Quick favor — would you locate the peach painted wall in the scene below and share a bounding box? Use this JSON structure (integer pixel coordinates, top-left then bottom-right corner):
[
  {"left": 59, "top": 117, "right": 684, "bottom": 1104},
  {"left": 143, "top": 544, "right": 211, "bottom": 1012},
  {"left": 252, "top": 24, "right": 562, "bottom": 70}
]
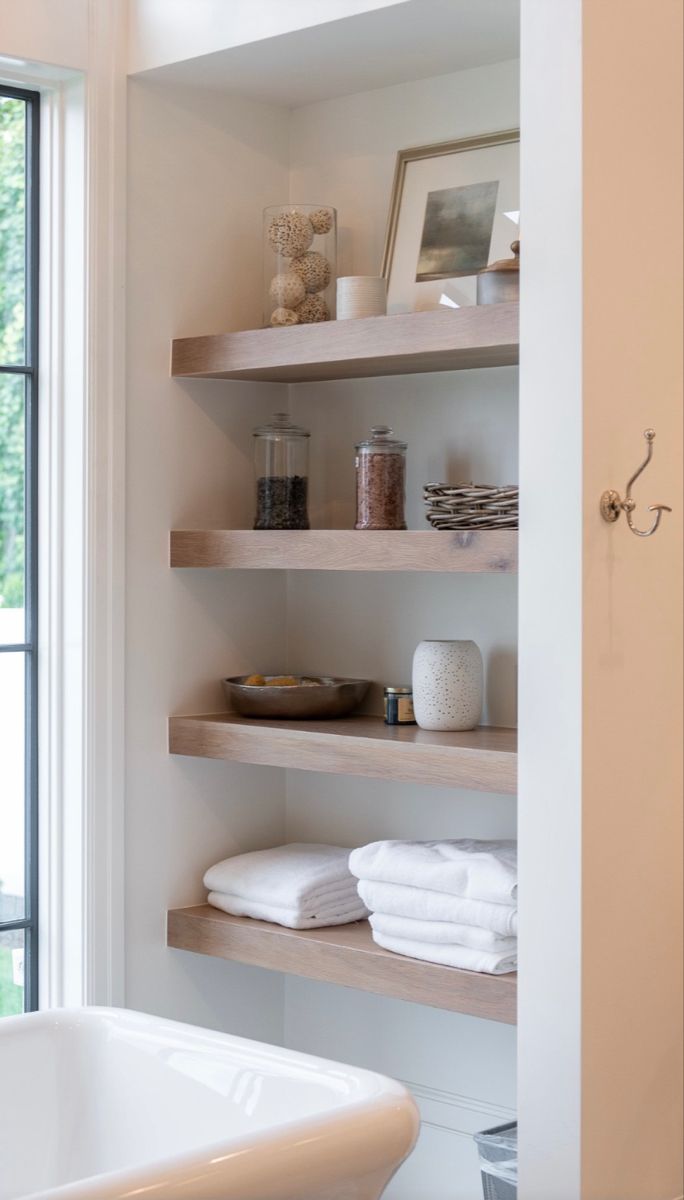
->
[
  {"left": 581, "top": 1, "right": 683, "bottom": 1196},
  {"left": 519, "top": 0, "right": 682, "bottom": 1194}
]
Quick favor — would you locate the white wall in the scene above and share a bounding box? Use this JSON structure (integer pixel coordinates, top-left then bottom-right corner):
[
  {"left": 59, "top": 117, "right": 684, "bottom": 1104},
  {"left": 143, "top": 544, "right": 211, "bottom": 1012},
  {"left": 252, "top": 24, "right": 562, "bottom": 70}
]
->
[
  {"left": 285, "top": 61, "right": 519, "bottom": 1198},
  {"left": 517, "top": 1, "right": 582, "bottom": 1193},
  {"left": 127, "top": 0, "right": 407, "bottom": 75},
  {"left": 0, "top": 0, "right": 87, "bottom": 71},
  {"left": 290, "top": 61, "right": 519, "bottom": 279},
  {"left": 124, "top": 79, "right": 292, "bottom": 1037}
]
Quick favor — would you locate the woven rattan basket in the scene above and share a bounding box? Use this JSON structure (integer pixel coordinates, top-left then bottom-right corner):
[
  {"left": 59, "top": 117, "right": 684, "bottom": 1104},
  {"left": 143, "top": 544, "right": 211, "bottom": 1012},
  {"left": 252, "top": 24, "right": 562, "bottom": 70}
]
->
[{"left": 424, "top": 483, "right": 519, "bottom": 530}]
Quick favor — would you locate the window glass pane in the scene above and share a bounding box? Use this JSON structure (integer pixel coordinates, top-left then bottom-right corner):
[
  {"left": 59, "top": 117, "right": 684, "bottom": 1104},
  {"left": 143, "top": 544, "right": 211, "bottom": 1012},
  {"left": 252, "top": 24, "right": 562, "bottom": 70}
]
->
[
  {"left": 1, "top": 86, "right": 35, "bottom": 1012},
  {"left": 0, "top": 928, "right": 24, "bottom": 1017},
  {"left": 0, "top": 372, "right": 25, "bottom": 629},
  {"left": 0, "top": 96, "right": 26, "bottom": 366},
  {"left": 0, "top": 653, "right": 25, "bottom": 922}
]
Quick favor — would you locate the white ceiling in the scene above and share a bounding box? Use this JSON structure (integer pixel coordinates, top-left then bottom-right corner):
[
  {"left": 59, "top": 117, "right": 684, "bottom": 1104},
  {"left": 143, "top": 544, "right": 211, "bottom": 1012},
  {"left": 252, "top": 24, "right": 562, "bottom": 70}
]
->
[{"left": 140, "top": 0, "right": 520, "bottom": 108}]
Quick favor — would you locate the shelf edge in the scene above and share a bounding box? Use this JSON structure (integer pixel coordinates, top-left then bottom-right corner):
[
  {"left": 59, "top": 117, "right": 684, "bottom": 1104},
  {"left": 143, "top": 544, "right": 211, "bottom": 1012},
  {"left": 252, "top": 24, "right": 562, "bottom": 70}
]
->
[
  {"left": 169, "top": 529, "right": 519, "bottom": 573},
  {"left": 167, "top": 714, "right": 518, "bottom": 794},
  {"left": 171, "top": 305, "right": 519, "bottom": 383},
  {"left": 167, "top": 906, "right": 517, "bottom": 1024}
]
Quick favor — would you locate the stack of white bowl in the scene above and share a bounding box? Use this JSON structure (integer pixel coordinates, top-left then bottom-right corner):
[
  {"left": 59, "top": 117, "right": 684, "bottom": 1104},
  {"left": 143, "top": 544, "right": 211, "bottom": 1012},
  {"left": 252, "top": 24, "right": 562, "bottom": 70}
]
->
[{"left": 336, "top": 276, "right": 387, "bottom": 320}]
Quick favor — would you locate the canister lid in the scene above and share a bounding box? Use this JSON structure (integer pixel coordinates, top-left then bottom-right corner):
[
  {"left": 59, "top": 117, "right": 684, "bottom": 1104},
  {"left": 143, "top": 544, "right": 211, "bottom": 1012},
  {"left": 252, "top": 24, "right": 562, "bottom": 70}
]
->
[
  {"left": 479, "top": 240, "right": 520, "bottom": 274},
  {"left": 356, "top": 424, "right": 407, "bottom": 452},
  {"left": 384, "top": 685, "right": 413, "bottom": 694},
  {"left": 253, "top": 412, "right": 310, "bottom": 439}
]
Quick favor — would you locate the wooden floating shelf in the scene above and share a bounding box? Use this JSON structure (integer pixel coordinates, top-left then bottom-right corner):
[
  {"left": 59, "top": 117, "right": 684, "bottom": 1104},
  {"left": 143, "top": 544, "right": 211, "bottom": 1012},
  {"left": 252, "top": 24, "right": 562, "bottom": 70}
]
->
[
  {"left": 167, "top": 907, "right": 517, "bottom": 1024},
  {"left": 171, "top": 304, "right": 519, "bottom": 383},
  {"left": 168, "top": 713, "right": 517, "bottom": 793},
  {"left": 170, "top": 529, "right": 518, "bottom": 573}
]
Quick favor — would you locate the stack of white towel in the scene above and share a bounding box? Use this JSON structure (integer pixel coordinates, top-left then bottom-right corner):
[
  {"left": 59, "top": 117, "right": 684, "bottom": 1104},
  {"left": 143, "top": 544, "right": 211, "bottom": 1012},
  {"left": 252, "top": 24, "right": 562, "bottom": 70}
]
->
[
  {"left": 204, "top": 843, "right": 368, "bottom": 930},
  {"left": 349, "top": 839, "right": 518, "bottom": 975}
]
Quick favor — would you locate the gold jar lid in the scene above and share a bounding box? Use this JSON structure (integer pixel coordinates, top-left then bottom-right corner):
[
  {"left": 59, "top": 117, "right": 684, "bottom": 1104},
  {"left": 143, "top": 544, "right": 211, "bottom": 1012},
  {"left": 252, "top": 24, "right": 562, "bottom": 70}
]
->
[
  {"left": 384, "top": 685, "right": 413, "bottom": 694},
  {"left": 480, "top": 240, "right": 520, "bottom": 274}
]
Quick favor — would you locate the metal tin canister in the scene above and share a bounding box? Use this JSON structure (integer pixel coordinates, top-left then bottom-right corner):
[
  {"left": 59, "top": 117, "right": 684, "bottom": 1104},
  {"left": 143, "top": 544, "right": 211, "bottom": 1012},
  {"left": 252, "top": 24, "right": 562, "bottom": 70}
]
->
[
  {"left": 476, "top": 239, "right": 520, "bottom": 305},
  {"left": 384, "top": 686, "right": 416, "bottom": 725}
]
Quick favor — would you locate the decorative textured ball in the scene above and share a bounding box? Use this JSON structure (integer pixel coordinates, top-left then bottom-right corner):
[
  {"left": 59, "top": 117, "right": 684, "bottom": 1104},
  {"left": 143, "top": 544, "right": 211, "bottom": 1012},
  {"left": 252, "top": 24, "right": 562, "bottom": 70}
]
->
[
  {"left": 309, "top": 207, "right": 334, "bottom": 235},
  {"left": 296, "top": 295, "right": 330, "bottom": 323},
  {"left": 291, "top": 251, "right": 332, "bottom": 293},
  {"left": 269, "top": 272, "right": 306, "bottom": 308},
  {"left": 267, "top": 210, "right": 313, "bottom": 258},
  {"left": 270, "top": 306, "right": 299, "bottom": 327}
]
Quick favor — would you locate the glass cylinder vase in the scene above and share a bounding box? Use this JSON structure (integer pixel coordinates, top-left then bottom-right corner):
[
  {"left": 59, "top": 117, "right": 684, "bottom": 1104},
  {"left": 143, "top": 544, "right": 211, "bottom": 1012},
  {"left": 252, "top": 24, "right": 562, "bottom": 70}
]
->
[{"left": 263, "top": 205, "right": 337, "bottom": 328}]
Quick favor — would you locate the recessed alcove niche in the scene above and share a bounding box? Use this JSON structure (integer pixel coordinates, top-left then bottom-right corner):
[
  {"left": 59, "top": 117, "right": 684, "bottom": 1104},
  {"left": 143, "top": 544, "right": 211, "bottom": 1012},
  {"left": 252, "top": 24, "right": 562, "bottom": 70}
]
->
[{"left": 126, "top": 6, "right": 520, "bottom": 1193}]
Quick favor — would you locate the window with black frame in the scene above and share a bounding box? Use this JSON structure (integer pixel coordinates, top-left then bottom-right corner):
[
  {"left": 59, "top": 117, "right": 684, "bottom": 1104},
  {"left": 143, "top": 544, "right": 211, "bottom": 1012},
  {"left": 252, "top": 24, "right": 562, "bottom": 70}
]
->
[{"left": 0, "top": 84, "right": 39, "bottom": 1015}]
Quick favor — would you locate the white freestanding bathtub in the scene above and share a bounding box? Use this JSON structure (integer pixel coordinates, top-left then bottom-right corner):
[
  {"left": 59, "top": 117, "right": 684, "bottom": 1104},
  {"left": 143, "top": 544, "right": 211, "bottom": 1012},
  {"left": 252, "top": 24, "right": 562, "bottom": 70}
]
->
[{"left": 0, "top": 1007, "right": 419, "bottom": 1200}]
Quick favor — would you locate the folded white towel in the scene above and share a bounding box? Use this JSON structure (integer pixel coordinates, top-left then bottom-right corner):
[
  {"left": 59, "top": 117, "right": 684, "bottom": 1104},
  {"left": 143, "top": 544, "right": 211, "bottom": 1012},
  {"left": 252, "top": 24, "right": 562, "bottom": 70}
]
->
[
  {"left": 372, "top": 930, "right": 517, "bottom": 975},
  {"left": 207, "top": 891, "right": 367, "bottom": 930},
  {"left": 369, "top": 912, "right": 516, "bottom": 953},
  {"left": 357, "top": 880, "right": 518, "bottom": 936},
  {"left": 350, "top": 839, "right": 517, "bottom": 905},
  {"left": 204, "top": 843, "right": 358, "bottom": 910}
]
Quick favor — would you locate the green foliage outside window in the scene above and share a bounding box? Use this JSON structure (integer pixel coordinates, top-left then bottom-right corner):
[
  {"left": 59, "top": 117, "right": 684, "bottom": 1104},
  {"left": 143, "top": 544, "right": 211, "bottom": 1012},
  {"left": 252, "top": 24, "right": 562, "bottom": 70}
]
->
[
  {"left": 0, "top": 946, "right": 23, "bottom": 1017},
  {"left": 0, "top": 97, "right": 26, "bottom": 610}
]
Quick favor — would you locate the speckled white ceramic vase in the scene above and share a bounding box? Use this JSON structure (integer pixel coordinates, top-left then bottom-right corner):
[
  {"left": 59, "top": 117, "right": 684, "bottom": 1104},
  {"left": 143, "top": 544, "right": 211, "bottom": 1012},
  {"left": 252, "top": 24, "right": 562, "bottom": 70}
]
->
[{"left": 412, "top": 640, "right": 483, "bottom": 731}]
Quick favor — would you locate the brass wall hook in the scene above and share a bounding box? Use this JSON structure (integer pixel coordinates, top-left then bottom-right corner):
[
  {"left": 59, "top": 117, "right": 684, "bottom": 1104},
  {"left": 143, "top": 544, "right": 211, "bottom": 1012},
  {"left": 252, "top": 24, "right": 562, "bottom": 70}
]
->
[{"left": 600, "top": 429, "right": 672, "bottom": 537}]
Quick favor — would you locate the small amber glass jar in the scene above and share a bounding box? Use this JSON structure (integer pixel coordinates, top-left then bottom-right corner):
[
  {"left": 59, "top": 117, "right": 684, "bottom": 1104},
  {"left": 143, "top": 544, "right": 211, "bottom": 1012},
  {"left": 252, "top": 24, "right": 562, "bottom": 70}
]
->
[{"left": 384, "top": 686, "right": 416, "bottom": 725}]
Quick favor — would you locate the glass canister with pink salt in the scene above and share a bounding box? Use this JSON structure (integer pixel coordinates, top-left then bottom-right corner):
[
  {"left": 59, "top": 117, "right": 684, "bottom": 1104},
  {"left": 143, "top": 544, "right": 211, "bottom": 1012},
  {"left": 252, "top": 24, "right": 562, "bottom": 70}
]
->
[{"left": 355, "top": 425, "right": 407, "bottom": 530}]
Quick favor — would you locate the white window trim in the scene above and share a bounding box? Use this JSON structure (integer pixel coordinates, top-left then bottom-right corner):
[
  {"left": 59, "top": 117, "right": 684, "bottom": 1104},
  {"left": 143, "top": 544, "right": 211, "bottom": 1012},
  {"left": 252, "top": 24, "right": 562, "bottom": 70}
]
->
[
  {"left": 80, "top": 0, "right": 127, "bottom": 1008},
  {"left": 1, "top": 0, "right": 126, "bottom": 1010}
]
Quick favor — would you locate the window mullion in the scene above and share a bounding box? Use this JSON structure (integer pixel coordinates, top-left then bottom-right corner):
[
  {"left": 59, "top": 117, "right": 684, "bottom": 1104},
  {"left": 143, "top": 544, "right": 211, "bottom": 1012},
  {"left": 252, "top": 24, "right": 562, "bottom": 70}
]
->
[{"left": 24, "top": 89, "right": 40, "bottom": 1014}]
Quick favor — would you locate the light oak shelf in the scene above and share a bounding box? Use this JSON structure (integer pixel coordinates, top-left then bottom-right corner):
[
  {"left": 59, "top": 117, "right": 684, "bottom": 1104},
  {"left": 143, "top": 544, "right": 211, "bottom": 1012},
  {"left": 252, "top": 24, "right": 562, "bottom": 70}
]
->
[
  {"left": 171, "top": 304, "right": 519, "bottom": 383},
  {"left": 168, "top": 713, "right": 517, "bottom": 793},
  {"left": 167, "top": 907, "right": 517, "bottom": 1024},
  {"left": 170, "top": 529, "right": 518, "bottom": 573}
]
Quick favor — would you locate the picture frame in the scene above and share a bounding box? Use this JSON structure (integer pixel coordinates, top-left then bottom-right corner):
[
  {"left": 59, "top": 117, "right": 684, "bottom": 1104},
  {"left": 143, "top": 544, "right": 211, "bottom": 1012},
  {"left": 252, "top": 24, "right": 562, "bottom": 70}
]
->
[{"left": 381, "top": 129, "right": 520, "bottom": 314}]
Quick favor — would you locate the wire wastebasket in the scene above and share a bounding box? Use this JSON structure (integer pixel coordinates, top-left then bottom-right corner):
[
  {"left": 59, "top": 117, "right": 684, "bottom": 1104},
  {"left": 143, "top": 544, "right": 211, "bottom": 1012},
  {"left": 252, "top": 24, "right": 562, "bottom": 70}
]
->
[{"left": 474, "top": 1121, "right": 517, "bottom": 1200}]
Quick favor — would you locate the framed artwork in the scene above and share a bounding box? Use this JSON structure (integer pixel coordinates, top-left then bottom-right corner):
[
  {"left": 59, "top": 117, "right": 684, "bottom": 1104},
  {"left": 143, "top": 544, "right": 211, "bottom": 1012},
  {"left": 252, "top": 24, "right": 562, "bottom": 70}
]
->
[{"left": 381, "top": 129, "right": 520, "bottom": 313}]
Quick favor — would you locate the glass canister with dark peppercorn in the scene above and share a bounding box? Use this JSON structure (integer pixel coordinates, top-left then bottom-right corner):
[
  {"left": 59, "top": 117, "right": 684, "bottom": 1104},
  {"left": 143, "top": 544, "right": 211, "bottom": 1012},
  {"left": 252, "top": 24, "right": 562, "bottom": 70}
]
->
[
  {"left": 253, "top": 413, "right": 310, "bottom": 530},
  {"left": 355, "top": 425, "right": 407, "bottom": 530}
]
